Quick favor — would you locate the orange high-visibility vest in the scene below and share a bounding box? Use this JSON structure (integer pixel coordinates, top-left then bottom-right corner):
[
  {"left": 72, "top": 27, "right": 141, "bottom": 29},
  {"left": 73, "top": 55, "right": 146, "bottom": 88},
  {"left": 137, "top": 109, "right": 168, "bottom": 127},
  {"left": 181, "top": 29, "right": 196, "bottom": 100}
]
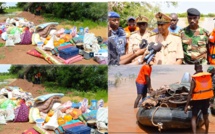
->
[
  {"left": 208, "top": 29, "right": 215, "bottom": 64},
  {"left": 192, "top": 72, "right": 214, "bottom": 100},
  {"left": 124, "top": 26, "right": 139, "bottom": 37}
]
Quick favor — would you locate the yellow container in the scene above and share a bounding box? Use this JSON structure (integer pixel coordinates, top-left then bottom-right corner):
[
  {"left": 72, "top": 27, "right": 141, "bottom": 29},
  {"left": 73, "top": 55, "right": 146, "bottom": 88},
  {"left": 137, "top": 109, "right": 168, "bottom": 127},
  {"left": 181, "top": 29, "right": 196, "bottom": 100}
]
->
[
  {"left": 59, "top": 39, "right": 65, "bottom": 44},
  {"left": 64, "top": 114, "right": 73, "bottom": 122},
  {"left": 54, "top": 41, "right": 60, "bottom": 47},
  {"left": 45, "top": 115, "right": 51, "bottom": 123},
  {"left": 58, "top": 117, "right": 65, "bottom": 126}
]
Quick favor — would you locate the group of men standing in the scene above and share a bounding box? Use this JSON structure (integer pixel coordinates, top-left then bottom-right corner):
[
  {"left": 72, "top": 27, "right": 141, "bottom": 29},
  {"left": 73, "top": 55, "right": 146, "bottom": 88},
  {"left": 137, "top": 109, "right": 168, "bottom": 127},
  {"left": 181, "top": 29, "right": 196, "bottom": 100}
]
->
[{"left": 108, "top": 8, "right": 210, "bottom": 65}]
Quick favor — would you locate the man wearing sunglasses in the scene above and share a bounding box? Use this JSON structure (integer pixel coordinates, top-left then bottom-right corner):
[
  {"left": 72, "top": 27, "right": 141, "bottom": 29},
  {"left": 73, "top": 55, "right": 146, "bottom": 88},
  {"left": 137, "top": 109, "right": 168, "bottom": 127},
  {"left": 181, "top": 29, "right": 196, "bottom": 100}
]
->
[
  {"left": 147, "top": 12, "right": 184, "bottom": 65},
  {"left": 180, "top": 8, "right": 209, "bottom": 65}
]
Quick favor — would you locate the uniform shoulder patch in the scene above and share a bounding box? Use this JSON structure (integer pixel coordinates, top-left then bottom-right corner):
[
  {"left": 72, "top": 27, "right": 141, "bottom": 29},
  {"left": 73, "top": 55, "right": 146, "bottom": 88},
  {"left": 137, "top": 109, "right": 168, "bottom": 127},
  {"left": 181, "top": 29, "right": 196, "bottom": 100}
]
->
[
  {"left": 149, "top": 31, "right": 158, "bottom": 37},
  {"left": 171, "top": 32, "right": 180, "bottom": 37}
]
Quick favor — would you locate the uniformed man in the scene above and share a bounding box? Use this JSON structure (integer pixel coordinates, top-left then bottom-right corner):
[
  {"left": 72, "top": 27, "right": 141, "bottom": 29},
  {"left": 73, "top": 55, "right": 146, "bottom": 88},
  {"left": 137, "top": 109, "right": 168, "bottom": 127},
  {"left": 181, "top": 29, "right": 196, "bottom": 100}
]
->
[
  {"left": 147, "top": 12, "right": 184, "bottom": 65},
  {"left": 108, "top": 11, "right": 127, "bottom": 65},
  {"left": 153, "top": 13, "right": 181, "bottom": 34},
  {"left": 128, "top": 15, "right": 150, "bottom": 54},
  {"left": 180, "top": 8, "right": 209, "bottom": 65}
]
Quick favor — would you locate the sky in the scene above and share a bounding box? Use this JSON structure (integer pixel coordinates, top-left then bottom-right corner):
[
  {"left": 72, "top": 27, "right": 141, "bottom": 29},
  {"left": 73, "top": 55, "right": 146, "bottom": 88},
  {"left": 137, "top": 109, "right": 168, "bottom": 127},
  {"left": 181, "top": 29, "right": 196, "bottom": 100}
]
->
[
  {"left": 0, "top": 65, "right": 11, "bottom": 73},
  {"left": 5, "top": 2, "right": 17, "bottom": 7},
  {"left": 160, "top": 1, "right": 215, "bottom": 14}
]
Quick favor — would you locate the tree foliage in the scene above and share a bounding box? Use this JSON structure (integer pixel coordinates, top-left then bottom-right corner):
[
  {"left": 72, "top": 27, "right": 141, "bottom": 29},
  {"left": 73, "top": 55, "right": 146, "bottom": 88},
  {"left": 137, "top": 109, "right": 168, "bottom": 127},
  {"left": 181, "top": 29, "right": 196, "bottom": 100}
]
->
[
  {"left": 9, "top": 65, "right": 108, "bottom": 92},
  {"left": 108, "top": 2, "right": 178, "bottom": 28},
  {"left": 0, "top": 2, "right": 6, "bottom": 13},
  {"left": 16, "top": 2, "right": 107, "bottom": 22}
]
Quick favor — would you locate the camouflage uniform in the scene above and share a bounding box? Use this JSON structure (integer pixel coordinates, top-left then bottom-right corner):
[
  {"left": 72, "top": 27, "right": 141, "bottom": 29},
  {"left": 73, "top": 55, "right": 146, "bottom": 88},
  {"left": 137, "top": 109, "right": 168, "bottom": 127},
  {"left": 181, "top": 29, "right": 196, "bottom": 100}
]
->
[{"left": 180, "top": 26, "right": 209, "bottom": 64}]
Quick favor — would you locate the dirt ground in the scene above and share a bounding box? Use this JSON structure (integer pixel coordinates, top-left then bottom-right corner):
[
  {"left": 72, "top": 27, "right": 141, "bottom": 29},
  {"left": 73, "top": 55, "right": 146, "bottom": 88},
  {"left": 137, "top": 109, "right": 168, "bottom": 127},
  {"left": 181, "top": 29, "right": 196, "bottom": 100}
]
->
[
  {"left": 108, "top": 65, "right": 215, "bottom": 133},
  {"left": 0, "top": 11, "right": 107, "bottom": 65},
  {"left": 0, "top": 78, "right": 108, "bottom": 134}
]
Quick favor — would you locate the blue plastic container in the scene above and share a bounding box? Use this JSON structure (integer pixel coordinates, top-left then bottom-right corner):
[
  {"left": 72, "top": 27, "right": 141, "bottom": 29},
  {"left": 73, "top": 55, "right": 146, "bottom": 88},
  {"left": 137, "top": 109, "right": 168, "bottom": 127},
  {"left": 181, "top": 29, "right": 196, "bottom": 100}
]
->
[
  {"left": 65, "top": 125, "right": 91, "bottom": 134},
  {"left": 59, "top": 46, "right": 79, "bottom": 60},
  {"left": 91, "top": 100, "right": 97, "bottom": 110}
]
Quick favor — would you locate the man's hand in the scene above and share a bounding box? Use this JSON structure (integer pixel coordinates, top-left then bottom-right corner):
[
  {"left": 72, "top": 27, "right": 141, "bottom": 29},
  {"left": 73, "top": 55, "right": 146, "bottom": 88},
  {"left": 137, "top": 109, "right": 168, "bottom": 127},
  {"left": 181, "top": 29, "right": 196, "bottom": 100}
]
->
[
  {"left": 191, "top": 54, "right": 198, "bottom": 60},
  {"left": 135, "top": 48, "right": 146, "bottom": 56}
]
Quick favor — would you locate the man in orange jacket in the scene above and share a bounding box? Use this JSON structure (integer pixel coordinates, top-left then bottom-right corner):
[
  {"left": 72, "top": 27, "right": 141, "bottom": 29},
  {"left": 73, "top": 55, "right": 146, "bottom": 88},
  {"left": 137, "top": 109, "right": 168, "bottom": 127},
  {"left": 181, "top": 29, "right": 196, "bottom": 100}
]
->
[
  {"left": 185, "top": 63, "right": 214, "bottom": 134},
  {"left": 124, "top": 16, "right": 139, "bottom": 38},
  {"left": 134, "top": 62, "right": 153, "bottom": 108}
]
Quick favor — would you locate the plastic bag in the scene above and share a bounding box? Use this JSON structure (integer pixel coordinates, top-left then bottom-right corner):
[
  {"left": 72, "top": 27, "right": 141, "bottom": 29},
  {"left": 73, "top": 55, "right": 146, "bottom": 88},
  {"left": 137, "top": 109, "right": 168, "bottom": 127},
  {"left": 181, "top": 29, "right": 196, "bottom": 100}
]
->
[
  {"left": 97, "top": 99, "right": 104, "bottom": 109},
  {"left": 79, "top": 98, "right": 88, "bottom": 113},
  {"left": 14, "top": 103, "right": 29, "bottom": 122},
  {"left": 83, "top": 33, "right": 100, "bottom": 52},
  {"left": 20, "top": 29, "right": 32, "bottom": 44},
  {"left": 29, "top": 107, "right": 41, "bottom": 123},
  {"left": 43, "top": 110, "right": 63, "bottom": 130},
  {"left": 5, "top": 34, "right": 15, "bottom": 47},
  {"left": 5, "top": 103, "right": 15, "bottom": 121},
  {"left": 13, "top": 30, "right": 21, "bottom": 44},
  {"left": 42, "top": 35, "right": 55, "bottom": 50},
  {"left": 0, "top": 99, "right": 16, "bottom": 109},
  {"left": 96, "top": 107, "right": 108, "bottom": 130},
  {"left": 1, "top": 32, "right": 8, "bottom": 41},
  {"left": 31, "top": 33, "right": 41, "bottom": 45}
]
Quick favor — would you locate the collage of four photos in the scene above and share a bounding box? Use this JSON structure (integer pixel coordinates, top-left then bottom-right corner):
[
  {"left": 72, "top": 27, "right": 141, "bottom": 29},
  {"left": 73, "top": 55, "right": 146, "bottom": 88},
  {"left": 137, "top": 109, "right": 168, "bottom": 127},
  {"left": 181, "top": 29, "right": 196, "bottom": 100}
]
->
[{"left": 0, "top": 1, "right": 215, "bottom": 134}]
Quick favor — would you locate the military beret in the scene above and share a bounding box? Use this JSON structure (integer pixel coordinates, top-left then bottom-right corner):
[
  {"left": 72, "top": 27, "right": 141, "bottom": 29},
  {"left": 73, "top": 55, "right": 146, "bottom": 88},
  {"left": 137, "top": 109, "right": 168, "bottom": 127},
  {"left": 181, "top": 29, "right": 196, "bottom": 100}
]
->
[
  {"left": 136, "top": 15, "right": 148, "bottom": 23},
  {"left": 207, "top": 66, "right": 214, "bottom": 73},
  {"left": 108, "top": 11, "right": 120, "bottom": 18},
  {"left": 187, "top": 8, "right": 200, "bottom": 16},
  {"left": 155, "top": 12, "right": 171, "bottom": 24}
]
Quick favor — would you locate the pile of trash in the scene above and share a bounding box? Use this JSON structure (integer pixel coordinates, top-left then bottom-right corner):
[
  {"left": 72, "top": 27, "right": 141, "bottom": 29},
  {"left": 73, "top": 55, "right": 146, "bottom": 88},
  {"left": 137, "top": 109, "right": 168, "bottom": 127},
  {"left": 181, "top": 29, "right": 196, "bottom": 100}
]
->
[
  {"left": 0, "top": 17, "right": 108, "bottom": 65},
  {"left": 0, "top": 86, "right": 108, "bottom": 134}
]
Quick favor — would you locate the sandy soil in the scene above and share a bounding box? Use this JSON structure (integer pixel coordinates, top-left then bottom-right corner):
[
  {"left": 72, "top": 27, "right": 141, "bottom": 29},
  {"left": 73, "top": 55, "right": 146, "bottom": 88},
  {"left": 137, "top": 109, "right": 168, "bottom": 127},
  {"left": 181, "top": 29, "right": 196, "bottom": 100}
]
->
[
  {"left": 108, "top": 65, "right": 215, "bottom": 133},
  {"left": 0, "top": 11, "right": 106, "bottom": 65}
]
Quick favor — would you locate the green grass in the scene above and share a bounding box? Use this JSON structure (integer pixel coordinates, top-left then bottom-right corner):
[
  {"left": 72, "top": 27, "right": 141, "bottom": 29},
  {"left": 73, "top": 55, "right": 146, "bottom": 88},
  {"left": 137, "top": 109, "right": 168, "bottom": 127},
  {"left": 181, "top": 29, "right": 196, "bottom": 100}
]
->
[
  {"left": 44, "top": 82, "right": 108, "bottom": 103},
  {"left": 43, "top": 13, "right": 107, "bottom": 29},
  {"left": 0, "top": 43, "right": 4, "bottom": 47},
  {"left": 72, "top": 89, "right": 108, "bottom": 102},
  {"left": 5, "top": 8, "right": 22, "bottom": 14},
  {"left": 0, "top": 74, "right": 17, "bottom": 81}
]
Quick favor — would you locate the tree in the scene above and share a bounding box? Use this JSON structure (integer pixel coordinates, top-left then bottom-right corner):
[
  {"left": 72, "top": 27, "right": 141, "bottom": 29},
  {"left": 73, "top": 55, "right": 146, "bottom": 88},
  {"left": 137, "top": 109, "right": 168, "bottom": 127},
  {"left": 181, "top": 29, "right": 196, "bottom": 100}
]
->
[
  {"left": 0, "top": 2, "right": 6, "bottom": 13},
  {"left": 16, "top": 2, "right": 107, "bottom": 22},
  {"left": 108, "top": 2, "right": 178, "bottom": 28},
  {"left": 9, "top": 65, "right": 108, "bottom": 92}
]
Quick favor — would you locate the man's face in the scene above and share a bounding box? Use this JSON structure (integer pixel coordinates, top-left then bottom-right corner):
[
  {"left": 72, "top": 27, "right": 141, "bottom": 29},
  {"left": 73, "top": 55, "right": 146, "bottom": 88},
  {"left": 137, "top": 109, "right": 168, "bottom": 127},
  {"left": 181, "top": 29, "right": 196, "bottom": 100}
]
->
[
  {"left": 170, "top": 14, "right": 178, "bottom": 29},
  {"left": 187, "top": 15, "right": 199, "bottom": 27},
  {"left": 157, "top": 23, "right": 170, "bottom": 34},
  {"left": 137, "top": 22, "right": 148, "bottom": 31},
  {"left": 109, "top": 18, "right": 120, "bottom": 30},
  {"left": 128, "top": 19, "right": 136, "bottom": 27}
]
